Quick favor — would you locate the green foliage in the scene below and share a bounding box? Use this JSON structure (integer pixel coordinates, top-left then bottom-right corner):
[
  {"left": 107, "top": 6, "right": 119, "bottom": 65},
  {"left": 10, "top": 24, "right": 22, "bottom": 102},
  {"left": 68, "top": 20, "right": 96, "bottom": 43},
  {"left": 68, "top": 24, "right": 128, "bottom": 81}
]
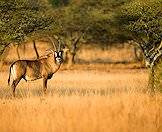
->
[
  {"left": 51, "top": 0, "right": 130, "bottom": 44},
  {"left": 76, "top": 0, "right": 130, "bottom": 43},
  {"left": 49, "top": 0, "right": 60, "bottom": 7},
  {"left": 118, "top": 0, "right": 162, "bottom": 44},
  {"left": 48, "top": 0, "right": 69, "bottom": 7}
]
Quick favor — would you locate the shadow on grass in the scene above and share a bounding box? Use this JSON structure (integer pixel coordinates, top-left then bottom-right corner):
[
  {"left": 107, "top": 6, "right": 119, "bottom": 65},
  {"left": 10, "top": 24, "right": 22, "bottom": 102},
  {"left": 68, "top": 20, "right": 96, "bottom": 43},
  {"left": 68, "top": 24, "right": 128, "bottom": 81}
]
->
[{"left": 0, "top": 86, "right": 147, "bottom": 99}]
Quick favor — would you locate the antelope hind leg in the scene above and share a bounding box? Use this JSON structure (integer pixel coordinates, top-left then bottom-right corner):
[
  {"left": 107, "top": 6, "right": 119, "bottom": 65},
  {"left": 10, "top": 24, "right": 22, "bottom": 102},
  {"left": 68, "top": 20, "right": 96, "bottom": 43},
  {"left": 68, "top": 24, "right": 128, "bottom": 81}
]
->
[{"left": 11, "top": 79, "right": 21, "bottom": 97}]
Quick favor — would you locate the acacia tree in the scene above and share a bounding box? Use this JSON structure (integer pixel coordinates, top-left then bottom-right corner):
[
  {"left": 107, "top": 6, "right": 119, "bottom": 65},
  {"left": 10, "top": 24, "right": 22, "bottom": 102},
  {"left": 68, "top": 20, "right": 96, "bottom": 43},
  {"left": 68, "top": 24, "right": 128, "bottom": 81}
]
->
[
  {"left": 118, "top": 0, "right": 162, "bottom": 92},
  {"left": 79, "top": 0, "right": 131, "bottom": 43},
  {"left": 0, "top": 0, "right": 54, "bottom": 57},
  {"left": 49, "top": 0, "right": 129, "bottom": 65},
  {"left": 48, "top": 2, "right": 88, "bottom": 66}
]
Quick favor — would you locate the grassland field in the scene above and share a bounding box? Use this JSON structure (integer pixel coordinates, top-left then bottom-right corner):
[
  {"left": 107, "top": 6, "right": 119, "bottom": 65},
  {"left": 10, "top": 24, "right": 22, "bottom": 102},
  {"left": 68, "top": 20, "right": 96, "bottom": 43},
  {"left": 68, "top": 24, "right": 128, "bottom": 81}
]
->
[{"left": 0, "top": 64, "right": 162, "bottom": 132}]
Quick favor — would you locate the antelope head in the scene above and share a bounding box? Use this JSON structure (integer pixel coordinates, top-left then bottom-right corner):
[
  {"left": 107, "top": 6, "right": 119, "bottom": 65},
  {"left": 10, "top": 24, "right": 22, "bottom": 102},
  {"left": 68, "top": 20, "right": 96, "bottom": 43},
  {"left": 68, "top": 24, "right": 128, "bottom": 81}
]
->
[{"left": 48, "top": 36, "right": 64, "bottom": 64}]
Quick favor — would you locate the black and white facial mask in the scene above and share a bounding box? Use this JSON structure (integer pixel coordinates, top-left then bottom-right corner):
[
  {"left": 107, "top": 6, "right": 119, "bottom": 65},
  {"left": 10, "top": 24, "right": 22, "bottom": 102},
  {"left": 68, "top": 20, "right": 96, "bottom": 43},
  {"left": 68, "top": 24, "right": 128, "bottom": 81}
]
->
[{"left": 54, "top": 51, "right": 63, "bottom": 64}]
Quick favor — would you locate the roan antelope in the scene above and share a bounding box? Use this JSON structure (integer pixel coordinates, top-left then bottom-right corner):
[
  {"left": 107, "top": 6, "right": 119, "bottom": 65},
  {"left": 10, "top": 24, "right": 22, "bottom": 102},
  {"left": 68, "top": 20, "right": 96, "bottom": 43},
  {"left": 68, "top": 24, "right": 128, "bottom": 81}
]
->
[{"left": 8, "top": 37, "right": 63, "bottom": 97}]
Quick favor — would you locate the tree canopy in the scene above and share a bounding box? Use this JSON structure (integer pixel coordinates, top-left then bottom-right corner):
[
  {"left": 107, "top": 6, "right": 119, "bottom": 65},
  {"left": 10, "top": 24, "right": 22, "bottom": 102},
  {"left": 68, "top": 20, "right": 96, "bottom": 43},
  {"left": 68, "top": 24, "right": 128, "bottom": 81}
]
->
[
  {"left": 119, "top": 0, "right": 162, "bottom": 44},
  {"left": 117, "top": 0, "right": 162, "bottom": 67},
  {"left": 0, "top": 0, "right": 54, "bottom": 54},
  {"left": 48, "top": 0, "right": 131, "bottom": 44}
]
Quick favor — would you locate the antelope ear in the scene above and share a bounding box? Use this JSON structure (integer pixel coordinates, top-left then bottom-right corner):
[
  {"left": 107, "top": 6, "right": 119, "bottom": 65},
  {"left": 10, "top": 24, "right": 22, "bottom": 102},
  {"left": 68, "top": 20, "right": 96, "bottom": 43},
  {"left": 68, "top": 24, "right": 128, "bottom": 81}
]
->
[
  {"left": 46, "top": 49, "right": 53, "bottom": 53},
  {"left": 54, "top": 51, "right": 58, "bottom": 57}
]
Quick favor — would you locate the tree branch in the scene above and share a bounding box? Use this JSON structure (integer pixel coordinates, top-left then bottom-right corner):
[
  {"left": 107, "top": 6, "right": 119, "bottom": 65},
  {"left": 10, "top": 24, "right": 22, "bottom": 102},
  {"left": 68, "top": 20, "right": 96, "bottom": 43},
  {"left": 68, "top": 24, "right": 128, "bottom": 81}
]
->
[
  {"left": 0, "top": 43, "right": 11, "bottom": 55},
  {"left": 33, "top": 40, "right": 39, "bottom": 59},
  {"left": 150, "top": 41, "right": 162, "bottom": 67}
]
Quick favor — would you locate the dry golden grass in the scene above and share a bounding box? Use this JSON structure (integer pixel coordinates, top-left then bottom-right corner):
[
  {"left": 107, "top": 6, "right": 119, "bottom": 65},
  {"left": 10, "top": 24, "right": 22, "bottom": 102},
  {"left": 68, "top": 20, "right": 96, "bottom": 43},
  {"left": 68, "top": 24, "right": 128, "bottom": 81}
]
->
[{"left": 0, "top": 68, "right": 162, "bottom": 132}]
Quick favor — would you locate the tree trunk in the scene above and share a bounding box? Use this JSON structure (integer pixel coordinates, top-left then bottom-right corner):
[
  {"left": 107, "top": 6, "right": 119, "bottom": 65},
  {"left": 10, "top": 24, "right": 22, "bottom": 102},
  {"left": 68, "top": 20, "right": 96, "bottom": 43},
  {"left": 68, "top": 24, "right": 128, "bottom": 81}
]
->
[
  {"left": 68, "top": 41, "right": 78, "bottom": 65},
  {"left": 16, "top": 45, "right": 20, "bottom": 59},
  {"left": 64, "top": 33, "right": 83, "bottom": 67},
  {"left": 33, "top": 40, "right": 39, "bottom": 59},
  {"left": 66, "top": 43, "right": 77, "bottom": 66},
  {"left": 66, "top": 52, "right": 75, "bottom": 67},
  {"left": 0, "top": 43, "right": 10, "bottom": 69},
  {"left": 67, "top": 42, "right": 77, "bottom": 66},
  {"left": 22, "top": 43, "right": 26, "bottom": 57},
  {"left": 134, "top": 46, "right": 142, "bottom": 61},
  {"left": 69, "top": 52, "right": 76, "bottom": 65},
  {"left": 148, "top": 66, "right": 156, "bottom": 94}
]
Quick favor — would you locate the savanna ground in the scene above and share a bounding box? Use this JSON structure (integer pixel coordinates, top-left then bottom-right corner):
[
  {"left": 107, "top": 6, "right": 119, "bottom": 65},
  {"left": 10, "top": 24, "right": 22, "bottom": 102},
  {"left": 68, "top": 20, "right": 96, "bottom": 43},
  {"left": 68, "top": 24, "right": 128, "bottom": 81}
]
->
[{"left": 0, "top": 64, "right": 162, "bottom": 132}]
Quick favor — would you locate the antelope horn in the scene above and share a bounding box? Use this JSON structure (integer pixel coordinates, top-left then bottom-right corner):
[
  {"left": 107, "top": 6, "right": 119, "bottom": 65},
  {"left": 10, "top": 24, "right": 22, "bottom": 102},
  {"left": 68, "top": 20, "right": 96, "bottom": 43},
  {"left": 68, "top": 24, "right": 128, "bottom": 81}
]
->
[
  {"left": 53, "top": 35, "right": 61, "bottom": 51},
  {"left": 58, "top": 40, "right": 62, "bottom": 51},
  {"left": 48, "top": 36, "right": 57, "bottom": 51}
]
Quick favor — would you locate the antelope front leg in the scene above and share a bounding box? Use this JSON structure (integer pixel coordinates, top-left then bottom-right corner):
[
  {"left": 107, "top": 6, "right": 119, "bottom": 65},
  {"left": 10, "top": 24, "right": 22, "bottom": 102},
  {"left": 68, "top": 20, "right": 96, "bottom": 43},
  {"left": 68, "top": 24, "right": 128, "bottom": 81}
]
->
[{"left": 43, "top": 78, "right": 48, "bottom": 95}]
